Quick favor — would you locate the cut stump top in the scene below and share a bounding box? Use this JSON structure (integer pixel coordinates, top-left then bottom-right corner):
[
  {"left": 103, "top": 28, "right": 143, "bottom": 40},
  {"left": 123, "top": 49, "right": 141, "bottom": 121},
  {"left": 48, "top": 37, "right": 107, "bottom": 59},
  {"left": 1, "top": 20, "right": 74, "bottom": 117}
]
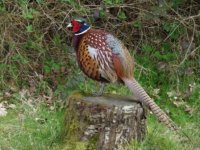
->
[{"left": 64, "top": 93, "right": 146, "bottom": 150}]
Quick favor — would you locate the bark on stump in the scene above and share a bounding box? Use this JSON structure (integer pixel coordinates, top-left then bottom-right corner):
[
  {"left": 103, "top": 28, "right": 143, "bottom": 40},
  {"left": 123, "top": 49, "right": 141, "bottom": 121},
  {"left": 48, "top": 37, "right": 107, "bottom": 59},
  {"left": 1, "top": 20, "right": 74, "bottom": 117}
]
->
[{"left": 64, "top": 94, "right": 146, "bottom": 150}]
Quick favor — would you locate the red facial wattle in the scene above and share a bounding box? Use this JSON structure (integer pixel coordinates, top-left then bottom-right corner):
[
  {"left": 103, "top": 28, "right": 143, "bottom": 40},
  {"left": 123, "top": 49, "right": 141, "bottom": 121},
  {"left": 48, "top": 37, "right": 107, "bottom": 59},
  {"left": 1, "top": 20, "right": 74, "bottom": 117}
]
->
[{"left": 71, "top": 20, "right": 81, "bottom": 32}]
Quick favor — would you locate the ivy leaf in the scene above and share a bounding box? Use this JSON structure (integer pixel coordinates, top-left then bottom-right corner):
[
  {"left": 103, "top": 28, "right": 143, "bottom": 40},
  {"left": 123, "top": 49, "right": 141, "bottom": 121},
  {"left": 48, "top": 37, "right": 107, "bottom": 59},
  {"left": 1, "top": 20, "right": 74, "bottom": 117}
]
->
[
  {"left": 132, "top": 21, "right": 142, "bottom": 29},
  {"left": 117, "top": 11, "right": 127, "bottom": 20},
  {"left": 26, "top": 25, "right": 33, "bottom": 33}
]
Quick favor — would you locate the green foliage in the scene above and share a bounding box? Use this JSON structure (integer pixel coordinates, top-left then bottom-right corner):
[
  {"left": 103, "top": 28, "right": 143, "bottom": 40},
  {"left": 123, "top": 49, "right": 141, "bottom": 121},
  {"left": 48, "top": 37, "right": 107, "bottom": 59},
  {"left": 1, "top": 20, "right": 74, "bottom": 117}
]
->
[
  {"left": 12, "top": 53, "right": 29, "bottom": 64},
  {"left": 36, "top": 0, "right": 44, "bottom": 4},
  {"left": 162, "top": 21, "right": 184, "bottom": 41},
  {"left": 26, "top": 24, "right": 33, "bottom": 32},
  {"left": 117, "top": 11, "right": 127, "bottom": 21},
  {"left": 99, "top": 9, "right": 106, "bottom": 18},
  {"left": 142, "top": 44, "right": 156, "bottom": 53},
  {"left": 132, "top": 20, "right": 143, "bottom": 29},
  {"left": 171, "top": 0, "right": 185, "bottom": 8},
  {"left": 0, "top": 3, "right": 6, "bottom": 13},
  {"left": 19, "top": 0, "right": 39, "bottom": 20},
  {"left": 104, "top": 0, "right": 124, "bottom": 5},
  {"left": 44, "top": 59, "right": 60, "bottom": 74},
  {"left": 142, "top": 43, "right": 177, "bottom": 62}
]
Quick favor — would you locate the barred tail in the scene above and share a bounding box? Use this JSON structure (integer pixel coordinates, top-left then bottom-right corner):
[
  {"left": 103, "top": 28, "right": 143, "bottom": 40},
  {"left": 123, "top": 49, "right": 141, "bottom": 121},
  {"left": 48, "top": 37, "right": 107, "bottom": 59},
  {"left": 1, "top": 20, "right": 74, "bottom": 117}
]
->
[{"left": 122, "top": 78, "right": 178, "bottom": 132}]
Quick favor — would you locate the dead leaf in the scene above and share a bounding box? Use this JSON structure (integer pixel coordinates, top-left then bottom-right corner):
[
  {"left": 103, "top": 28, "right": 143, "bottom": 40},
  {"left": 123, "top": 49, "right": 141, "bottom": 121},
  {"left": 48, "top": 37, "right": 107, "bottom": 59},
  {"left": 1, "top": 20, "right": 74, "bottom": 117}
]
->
[
  {"left": 173, "top": 101, "right": 185, "bottom": 107},
  {"left": 0, "top": 103, "right": 7, "bottom": 117},
  {"left": 4, "top": 91, "right": 12, "bottom": 99},
  {"left": 9, "top": 104, "right": 16, "bottom": 109},
  {"left": 152, "top": 88, "right": 160, "bottom": 98},
  {"left": 167, "top": 91, "right": 175, "bottom": 98},
  {"left": 153, "top": 88, "right": 160, "bottom": 95},
  {"left": 185, "top": 105, "right": 193, "bottom": 114}
]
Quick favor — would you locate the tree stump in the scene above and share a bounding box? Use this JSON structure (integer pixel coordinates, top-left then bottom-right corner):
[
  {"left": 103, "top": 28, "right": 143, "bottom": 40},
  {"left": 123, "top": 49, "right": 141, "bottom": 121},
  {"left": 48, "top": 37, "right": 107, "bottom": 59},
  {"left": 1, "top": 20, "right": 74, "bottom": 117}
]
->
[{"left": 64, "top": 94, "right": 146, "bottom": 150}]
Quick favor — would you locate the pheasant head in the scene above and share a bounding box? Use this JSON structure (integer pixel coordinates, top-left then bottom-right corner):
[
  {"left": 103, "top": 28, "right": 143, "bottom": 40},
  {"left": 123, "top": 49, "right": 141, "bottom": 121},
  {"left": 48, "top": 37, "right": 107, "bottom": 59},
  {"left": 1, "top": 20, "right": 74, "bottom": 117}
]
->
[{"left": 67, "top": 19, "right": 90, "bottom": 35}]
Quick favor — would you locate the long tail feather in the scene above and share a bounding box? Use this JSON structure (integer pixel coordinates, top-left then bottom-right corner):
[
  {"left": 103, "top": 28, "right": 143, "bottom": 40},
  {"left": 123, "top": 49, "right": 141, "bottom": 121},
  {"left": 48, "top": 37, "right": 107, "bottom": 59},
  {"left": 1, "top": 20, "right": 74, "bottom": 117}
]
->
[{"left": 122, "top": 78, "right": 178, "bottom": 131}]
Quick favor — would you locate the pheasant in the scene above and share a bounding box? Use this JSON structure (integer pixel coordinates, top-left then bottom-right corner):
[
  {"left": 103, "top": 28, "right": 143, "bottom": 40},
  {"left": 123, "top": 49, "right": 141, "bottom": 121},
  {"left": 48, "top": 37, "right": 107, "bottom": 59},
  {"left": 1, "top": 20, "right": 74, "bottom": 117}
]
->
[{"left": 67, "top": 19, "right": 179, "bottom": 133}]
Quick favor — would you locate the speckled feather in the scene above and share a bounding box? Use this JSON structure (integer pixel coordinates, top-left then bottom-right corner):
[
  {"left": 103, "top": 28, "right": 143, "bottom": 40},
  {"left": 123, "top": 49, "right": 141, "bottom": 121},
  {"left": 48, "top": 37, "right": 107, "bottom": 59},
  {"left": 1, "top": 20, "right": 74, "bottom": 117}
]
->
[{"left": 75, "top": 29, "right": 134, "bottom": 83}]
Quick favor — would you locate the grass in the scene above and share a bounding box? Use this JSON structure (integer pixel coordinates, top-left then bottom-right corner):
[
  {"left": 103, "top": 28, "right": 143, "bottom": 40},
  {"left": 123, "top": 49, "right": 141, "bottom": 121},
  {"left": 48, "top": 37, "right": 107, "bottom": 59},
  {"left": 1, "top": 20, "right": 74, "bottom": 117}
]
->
[
  {"left": 0, "top": 0, "right": 200, "bottom": 150},
  {"left": 0, "top": 77, "right": 199, "bottom": 150},
  {"left": 0, "top": 95, "right": 65, "bottom": 150}
]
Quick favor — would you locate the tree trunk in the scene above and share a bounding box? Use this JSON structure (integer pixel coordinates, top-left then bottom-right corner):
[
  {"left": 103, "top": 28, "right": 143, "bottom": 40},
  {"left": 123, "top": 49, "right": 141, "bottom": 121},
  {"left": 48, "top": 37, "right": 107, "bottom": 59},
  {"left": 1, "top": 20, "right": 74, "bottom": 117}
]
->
[{"left": 64, "top": 94, "right": 146, "bottom": 150}]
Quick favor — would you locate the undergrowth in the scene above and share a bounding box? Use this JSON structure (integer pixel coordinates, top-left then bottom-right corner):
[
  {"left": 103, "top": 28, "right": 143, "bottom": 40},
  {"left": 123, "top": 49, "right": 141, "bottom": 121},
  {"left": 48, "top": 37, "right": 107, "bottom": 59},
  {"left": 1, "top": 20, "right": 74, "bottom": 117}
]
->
[{"left": 0, "top": 0, "right": 200, "bottom": 150}]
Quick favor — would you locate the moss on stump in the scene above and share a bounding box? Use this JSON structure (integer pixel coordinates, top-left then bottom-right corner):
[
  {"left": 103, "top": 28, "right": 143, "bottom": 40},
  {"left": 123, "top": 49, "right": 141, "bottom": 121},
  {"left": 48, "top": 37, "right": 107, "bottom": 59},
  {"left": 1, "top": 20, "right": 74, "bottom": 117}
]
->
[{"left": 63, "top": 93, "right": 146, "bottom": 150}]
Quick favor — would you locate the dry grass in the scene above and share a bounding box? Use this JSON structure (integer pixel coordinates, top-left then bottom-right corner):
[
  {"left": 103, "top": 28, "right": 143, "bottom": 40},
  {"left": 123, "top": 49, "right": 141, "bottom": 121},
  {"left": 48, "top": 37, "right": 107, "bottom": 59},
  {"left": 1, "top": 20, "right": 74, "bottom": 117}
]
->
[{"left": 0, "top": 0, "right": 199, "bottom": 91}]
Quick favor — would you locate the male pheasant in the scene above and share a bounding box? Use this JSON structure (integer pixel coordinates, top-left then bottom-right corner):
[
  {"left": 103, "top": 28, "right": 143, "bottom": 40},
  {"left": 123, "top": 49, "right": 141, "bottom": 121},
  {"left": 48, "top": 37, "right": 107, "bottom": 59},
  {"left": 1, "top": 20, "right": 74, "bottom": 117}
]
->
[{"left": 67, "top": 19, "right": 178, "bottom": 133}]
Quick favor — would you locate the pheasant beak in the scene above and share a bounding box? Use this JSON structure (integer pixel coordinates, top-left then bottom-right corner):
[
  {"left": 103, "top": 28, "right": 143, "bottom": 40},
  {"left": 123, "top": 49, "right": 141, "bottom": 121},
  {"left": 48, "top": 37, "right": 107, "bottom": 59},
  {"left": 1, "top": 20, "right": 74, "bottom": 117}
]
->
[{"left": 67, "top": 23, "right": 72, "bottom": 28}]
